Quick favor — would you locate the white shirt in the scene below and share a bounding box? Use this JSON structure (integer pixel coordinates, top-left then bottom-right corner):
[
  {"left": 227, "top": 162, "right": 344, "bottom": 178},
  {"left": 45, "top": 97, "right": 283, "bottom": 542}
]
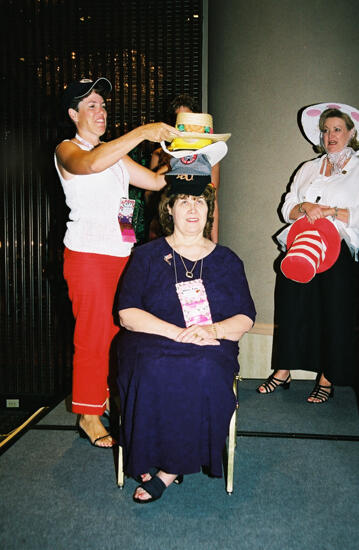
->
[
  {"left": 54, "top": 141, "right": 132, "bottom": 257},
  {"left": 277, "top": 152, "right": 359, "bottom": 259}
]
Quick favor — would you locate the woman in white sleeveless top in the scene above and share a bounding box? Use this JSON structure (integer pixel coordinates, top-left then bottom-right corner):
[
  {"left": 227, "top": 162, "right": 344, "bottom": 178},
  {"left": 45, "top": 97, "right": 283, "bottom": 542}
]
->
[{"left": 55, "top": 78, "right": 179, "bottom": 448}]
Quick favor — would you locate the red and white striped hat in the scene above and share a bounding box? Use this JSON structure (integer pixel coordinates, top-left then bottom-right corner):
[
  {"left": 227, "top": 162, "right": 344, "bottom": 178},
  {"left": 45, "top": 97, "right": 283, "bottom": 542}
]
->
[{"left": 281, "top": 217, "right": 341, "bottom": 283}]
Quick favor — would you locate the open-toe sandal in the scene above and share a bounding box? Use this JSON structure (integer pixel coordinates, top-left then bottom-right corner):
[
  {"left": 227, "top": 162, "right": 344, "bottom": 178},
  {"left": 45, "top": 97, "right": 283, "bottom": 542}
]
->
[
  {"left": 256, "top": 373, "right": 291, "bottom": 394},
  {"left": 133, "top": 476, "right": 167, "bottom": 504},
  {"left": 78, "top": 426, "right": 115, "bottom": 448},
  {"left": 133, "top": 474, "right": 183, "bottom": 504},
  {"left": 136, "top": 467, "right": 158, "bottom": 483},
  {"left": 307, "top": 383, "right": 334, "bottom": 404}
]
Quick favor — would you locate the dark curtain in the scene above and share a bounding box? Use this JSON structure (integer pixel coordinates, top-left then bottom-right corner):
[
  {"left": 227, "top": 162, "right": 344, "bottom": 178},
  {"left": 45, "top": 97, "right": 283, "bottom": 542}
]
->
[{"left": 0, "top": 0, "right": 202, "bottom": 406}]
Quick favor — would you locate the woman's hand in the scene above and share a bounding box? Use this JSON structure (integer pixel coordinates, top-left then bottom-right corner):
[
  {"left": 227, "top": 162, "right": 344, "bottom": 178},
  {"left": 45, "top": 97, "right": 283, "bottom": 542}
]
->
[
  {"left": 293, "top": 202, "right": 330, "bottom": 224},
  {"left": 304, "top": 203, "right": 330, "bottom": 224},
  {"left": 139, "top": 122, "right": 180, "bottom": 143},
  {"left": 175, "top": 324, "right": 220, "bottom": 346}
]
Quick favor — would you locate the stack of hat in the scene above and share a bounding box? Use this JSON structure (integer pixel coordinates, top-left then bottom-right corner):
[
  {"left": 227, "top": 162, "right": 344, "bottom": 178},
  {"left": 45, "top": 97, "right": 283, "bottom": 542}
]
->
[
  {"left": 161, "top": 112, "right": 231, "bottom": 195},
  {"left": 280, "top": 217, "right": 341, "bottom": 283}
]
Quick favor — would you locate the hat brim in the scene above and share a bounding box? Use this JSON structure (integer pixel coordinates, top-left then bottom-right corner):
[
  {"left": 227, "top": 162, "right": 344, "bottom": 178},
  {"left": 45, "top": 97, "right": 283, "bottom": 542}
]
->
[
  {"left": 301, "top": 102, "right": 359, "bottom": 145},
  {"left": 160, "top": 141, "right": 228, "bottom": 166},
  {"left": 165, "top": 175, "right": 212, "bottom": 196},
  {"left": 174, "top": 132, "right": 231, "bottom": 142},
  {"left": 286, "top": 217, "right": 341, "bottom": 273}
]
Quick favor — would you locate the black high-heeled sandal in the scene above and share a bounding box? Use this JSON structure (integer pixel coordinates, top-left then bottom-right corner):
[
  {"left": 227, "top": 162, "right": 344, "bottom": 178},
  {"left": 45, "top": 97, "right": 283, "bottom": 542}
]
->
[
  {"left": 307, "top": 383, "right": 334, "bottom": 403},
  {"left": 78, "top": 426, "right": 115, "bottom": 448},
  {"left": 256, "top": 373, "right": 291, "bottom": 394}
]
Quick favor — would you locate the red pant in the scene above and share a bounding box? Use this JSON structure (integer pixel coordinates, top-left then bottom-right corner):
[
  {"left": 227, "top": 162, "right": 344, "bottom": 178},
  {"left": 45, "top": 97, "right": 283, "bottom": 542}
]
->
[{"left": 63, "top": 248, "right": 129, "bottom": 415}]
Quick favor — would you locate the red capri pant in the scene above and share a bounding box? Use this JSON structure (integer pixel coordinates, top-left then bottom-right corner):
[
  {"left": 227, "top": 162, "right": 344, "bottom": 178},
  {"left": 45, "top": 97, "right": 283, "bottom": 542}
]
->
[{"left": 63, "top": 248, "right": 129, "bottom": 415}]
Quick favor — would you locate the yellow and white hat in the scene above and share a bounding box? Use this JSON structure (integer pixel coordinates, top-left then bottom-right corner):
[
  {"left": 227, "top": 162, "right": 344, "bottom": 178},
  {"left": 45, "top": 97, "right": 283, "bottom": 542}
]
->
[{"left": 167, "top": 112, "right": 231, "bottom": 151}]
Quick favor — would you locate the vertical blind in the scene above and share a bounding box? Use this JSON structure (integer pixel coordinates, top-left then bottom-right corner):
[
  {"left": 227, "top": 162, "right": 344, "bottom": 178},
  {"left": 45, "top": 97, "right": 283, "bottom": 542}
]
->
[{"left": 0, "top": 0, "right": 202, "bottom": 405}]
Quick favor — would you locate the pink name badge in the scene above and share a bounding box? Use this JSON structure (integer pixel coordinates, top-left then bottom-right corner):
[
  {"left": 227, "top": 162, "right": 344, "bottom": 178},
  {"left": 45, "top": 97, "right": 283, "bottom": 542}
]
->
[
  {"left": 175, "top": 278, "right": 212, "bottom": 327},
  {"left": 118, "top": 198, "right": 136, "bottom": 243}
]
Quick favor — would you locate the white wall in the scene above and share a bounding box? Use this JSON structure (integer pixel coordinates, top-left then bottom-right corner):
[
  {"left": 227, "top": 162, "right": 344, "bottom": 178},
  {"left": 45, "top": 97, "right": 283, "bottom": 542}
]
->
[{"left": 208, "top": 0, "right": 359, "bottom": 377}]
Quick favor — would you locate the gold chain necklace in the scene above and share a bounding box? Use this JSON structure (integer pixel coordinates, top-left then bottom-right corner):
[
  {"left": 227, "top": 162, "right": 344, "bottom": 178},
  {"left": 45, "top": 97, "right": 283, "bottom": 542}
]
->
[{"left": 179, "top": 255, "right": 198, "bottom": 279}]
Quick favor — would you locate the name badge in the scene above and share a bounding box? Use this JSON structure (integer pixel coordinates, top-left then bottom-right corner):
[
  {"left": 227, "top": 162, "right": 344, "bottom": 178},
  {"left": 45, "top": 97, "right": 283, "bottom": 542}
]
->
[
  {"left": 175, "top": 278, "right": 212, "bottom": 327},
  {"left": 118, "top": 198, "right": 136, "bottom": 243}
]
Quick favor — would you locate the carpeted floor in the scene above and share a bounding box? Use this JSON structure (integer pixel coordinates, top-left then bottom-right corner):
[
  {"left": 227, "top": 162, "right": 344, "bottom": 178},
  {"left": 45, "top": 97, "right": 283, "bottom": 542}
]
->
[{"left": 0, "top": 379, "right": 358, "bottom": 550}]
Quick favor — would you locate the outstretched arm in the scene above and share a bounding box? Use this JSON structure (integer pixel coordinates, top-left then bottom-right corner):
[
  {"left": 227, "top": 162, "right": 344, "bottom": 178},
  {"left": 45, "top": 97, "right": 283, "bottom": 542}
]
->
[{"left": 56, "top": 122, "right": 179, "bottom": 177}]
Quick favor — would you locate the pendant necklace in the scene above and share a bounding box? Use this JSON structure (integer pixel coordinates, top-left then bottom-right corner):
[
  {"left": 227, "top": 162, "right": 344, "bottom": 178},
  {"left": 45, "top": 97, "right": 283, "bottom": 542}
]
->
[
  {"left": 172, "top": 249, "right": 203, "bottom": 280},
  {"left": 179, "top": 255, "right": 198, "bottom": 279},
  {"left": 169, "top": 238, "right": 204, "bottom": 279}
]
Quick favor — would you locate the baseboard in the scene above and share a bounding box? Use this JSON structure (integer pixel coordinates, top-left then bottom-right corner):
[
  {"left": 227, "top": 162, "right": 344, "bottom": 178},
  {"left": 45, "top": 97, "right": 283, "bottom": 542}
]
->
[{"left": 240, "top": 327, "right": 316, "bottom": 380}]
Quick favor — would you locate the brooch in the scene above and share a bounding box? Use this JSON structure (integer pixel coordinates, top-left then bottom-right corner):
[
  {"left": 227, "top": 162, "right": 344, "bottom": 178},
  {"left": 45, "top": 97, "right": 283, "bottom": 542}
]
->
[{"left": 164, "top": 253, "right": 172, "bottom": 266}]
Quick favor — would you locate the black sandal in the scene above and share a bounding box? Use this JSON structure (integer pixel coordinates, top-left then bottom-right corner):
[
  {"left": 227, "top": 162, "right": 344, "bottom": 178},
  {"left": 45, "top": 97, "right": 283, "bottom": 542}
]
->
[
  {"left": 133, "top": 474, "right": 183, "bottom": 504},
  {"left": 256, "top": 373, "right": 291, "bottom": 394},
  {"left": 307, "top": 383, "right": 334, "bottom": 403},
  {"left": 136, "top": 467, "right": 158, "bottom": 483},
  {"left": 133, "top": 476, "right": 167, "bottom": 504},
  {"left": 78, "top": 426, "right": 115, "bottom": 448}
]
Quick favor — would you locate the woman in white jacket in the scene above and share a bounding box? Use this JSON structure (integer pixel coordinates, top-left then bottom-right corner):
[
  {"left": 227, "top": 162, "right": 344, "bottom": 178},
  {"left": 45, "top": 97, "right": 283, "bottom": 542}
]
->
[{"left": 257, "top": 103, "right": 359, "bottom": 403}]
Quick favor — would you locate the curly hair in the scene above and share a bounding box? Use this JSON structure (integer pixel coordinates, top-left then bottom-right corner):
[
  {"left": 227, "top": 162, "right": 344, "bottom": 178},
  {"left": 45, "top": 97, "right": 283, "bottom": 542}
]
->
[
  {"left": 158, "top": 184, "right": 216, "bottom": 238},
  {"left": 315, "top": 108, "right": 359, "bottom": 152}
]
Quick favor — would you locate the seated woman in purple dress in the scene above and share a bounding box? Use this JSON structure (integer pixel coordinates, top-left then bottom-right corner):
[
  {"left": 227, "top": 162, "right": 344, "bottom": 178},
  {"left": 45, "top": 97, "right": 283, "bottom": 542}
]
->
[{"left": 117, "top": 152, "right": 256, "bottom": 503}]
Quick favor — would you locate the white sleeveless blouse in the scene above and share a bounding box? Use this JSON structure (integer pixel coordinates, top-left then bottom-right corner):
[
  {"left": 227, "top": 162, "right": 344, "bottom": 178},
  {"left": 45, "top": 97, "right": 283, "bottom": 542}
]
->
[{"left": 54, "top": 141, "right": 133, "bottom": 257}]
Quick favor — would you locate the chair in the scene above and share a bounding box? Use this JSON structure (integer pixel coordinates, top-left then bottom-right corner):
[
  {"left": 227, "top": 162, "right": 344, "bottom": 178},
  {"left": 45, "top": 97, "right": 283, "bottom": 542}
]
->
[{"left": 117, "top": 373, "right": 241, "bottom": 495}]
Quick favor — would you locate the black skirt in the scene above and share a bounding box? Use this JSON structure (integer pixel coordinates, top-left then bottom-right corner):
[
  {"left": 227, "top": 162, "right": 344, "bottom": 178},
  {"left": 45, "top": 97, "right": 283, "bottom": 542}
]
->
[{"left": 272, "top": 242, "right": 359, "bottom": 386}]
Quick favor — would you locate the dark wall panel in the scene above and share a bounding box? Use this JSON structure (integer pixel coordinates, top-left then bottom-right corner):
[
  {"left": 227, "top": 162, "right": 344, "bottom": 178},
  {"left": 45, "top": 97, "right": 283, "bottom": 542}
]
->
[{"left": 0, "top": 0, "right": 202, "bottom": 407}]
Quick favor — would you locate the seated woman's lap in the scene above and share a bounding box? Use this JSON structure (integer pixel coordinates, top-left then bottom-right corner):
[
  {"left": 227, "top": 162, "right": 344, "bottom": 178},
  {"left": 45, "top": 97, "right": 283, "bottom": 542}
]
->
[{"left": 117, "top": 335, "right": 237, "bottom": 476}]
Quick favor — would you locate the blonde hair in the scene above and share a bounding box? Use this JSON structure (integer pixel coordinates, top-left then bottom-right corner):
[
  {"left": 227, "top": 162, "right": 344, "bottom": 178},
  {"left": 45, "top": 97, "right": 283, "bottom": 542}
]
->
[{"left": 316, "top": 108, "right": 359, "bottom": 152}]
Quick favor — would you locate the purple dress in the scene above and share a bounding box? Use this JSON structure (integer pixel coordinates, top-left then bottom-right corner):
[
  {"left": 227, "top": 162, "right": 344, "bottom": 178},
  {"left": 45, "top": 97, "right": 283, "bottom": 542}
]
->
[{"left": 117, "top": 237, "right": 255, "bottom": 478}]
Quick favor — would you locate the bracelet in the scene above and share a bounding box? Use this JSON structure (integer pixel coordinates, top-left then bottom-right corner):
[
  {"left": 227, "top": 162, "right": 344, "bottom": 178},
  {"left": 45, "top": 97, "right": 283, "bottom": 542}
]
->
[
  {"left": 333, "top": 206, "right": 339, "bottom": 218},
  {"left": 211, "top": 323, "right": 218, "bottom": 339},
  {"left": 217, "top": 322, "right": 226, "bottom": 340},
  {"left": 298, "top": 202, "right": 305, "bottom": 214}
]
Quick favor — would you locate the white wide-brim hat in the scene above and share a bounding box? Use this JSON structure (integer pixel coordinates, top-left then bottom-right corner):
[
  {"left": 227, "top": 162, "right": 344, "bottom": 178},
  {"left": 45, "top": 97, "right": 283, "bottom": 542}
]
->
[
  {"left": 301, "top": 102, "right": 359, "bottom": 145},
  {"left": 161, "top": 140, "right": 228, "bottom": 167}
]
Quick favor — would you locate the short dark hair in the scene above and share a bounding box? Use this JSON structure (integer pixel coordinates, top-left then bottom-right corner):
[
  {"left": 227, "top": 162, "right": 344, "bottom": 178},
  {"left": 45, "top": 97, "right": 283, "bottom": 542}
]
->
[
  {"left": 158, "top": 184, "right": 215, "bottom": 238},
  {"left": 68, "top": 87, "right": 106, "bottom": 112},
  {"left": 166, "top": 94, "right": 200, "bottom": 125}
]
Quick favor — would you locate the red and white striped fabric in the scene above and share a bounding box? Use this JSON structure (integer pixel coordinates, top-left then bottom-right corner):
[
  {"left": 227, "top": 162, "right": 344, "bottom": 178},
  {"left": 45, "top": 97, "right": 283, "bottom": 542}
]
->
[{"left": 280, "top": 217, "right": 341, "bottom": 283}]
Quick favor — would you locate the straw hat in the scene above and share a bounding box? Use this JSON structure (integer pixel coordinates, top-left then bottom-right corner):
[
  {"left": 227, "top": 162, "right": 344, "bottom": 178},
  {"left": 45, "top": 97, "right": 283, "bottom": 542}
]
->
[
  {"left": 167, "top": 112, "right": 231, "bottom": 151},
  {"left": 280, "top": 217, "right": 341, "bottom": 283},
  {"left": 301, "top": 102, "right": 359, "bottom": 146}
]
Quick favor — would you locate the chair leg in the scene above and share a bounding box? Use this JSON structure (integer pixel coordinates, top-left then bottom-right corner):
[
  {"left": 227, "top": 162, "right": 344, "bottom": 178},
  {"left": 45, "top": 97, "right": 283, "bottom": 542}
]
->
[
  {"left": 226, "top": 407, "right": 237, "bottom": 494},
  {"left": 117, "top": 445, "right": 125, "bottom": 489},
  {"left": 226, "top": 374, "right": 240, "bottom": 494}
]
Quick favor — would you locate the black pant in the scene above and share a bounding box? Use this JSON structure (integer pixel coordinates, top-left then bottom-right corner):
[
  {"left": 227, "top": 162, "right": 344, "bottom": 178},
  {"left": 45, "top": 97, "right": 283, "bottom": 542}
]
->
[{"left": 272, "top": 243, "right": 359, "bottom": 386}]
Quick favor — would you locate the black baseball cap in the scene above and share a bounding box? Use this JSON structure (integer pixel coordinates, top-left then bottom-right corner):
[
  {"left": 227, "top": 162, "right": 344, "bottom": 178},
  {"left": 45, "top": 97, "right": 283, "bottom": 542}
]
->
[
  {"left": 164, "top": 154, "right": 212, "bottom": 195},
  {"left": 62, "top": 77, "right": 112, "bottom": 110}
]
